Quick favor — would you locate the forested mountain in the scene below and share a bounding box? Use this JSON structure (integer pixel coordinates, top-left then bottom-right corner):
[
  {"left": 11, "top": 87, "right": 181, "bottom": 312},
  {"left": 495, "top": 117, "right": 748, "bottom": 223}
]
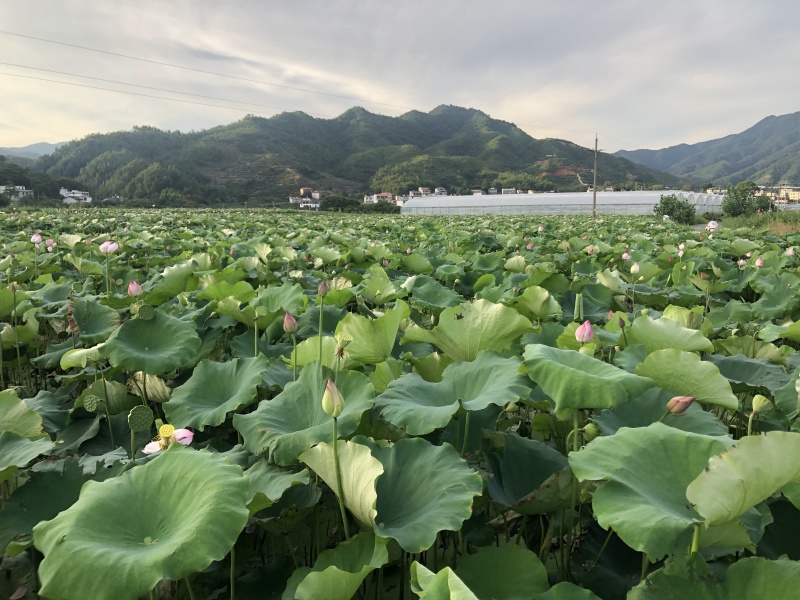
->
[
  {"left": 28, "top": 105, "right": 684, "bottom": 205},
  {"left": 0, "top": 142, "right": 65, "bottom": 160},
  {"left": 614, "top": 112, "right": 800, "bottom": 185},
  {"left": 0, "top": 156, "right": 82, "bottom": 200}
]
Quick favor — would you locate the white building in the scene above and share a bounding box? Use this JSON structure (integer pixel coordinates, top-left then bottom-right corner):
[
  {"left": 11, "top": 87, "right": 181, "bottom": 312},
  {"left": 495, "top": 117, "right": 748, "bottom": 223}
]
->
[
  {"left": 0, "top": 185, "right": 33, "bottom": 200},
  {"left": 434, "top": 187, "right": 448, "bottom": 196},
  {"left": 299, "top": 197, "right": 320, "bottom": 210},
  {"left": 59, "top": 187, "right": 92, "bottom": 203},
  {"left": 364, "top": 192, "right": 394, "bottom": 204}
]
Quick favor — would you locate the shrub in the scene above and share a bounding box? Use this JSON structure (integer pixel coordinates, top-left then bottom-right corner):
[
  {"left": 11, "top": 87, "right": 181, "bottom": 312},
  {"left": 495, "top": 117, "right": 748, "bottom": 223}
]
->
[{"left": 653, "top": 194, "right": 695, "bottom": 225}]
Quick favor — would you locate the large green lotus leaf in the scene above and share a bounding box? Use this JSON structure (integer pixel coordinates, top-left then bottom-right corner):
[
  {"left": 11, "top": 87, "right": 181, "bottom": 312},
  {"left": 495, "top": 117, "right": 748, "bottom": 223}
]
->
[
  {"left": 143, "top": 261, "right": 195, "bottom": 305},
  {"left": 484, "top": 431, "right": 569, "bottom": 511},
  {"left": 409, "top": 281, "right": 463, "bottom": 314},
  {"left": 510, "top": 285, "right": 563, "bottom": 321},
  {"left": 34, "top": 448, "right": 248, "bottom": 600},
  {"left": 532, "top": 582, "right": 603, "bottom": 600},
  {"left": 71, "top": 298, "right": 120, "bottom": 344},
  {"left": 402, "top": 299, "right": 533, "bottom": 362},
  {"left": 593, "top": 388, "right": 728, "bottom": 438},
  {"left": 714, "top": 335, "right": 785, "bottom": 365},
  {"left": 628, "top": 556, "right": 800, "bottom": 600},
  {"left": 375, "top": 352, "right": 529, "bottom": 434},
  {"left": 290, "top": 336, "right": 358, "bottom": 371},
  {"left": 283, "top": 531, "right": 388, "bottom": 600},
  {"left": 24, "top": 390, "right": 70, "bottom": 435},
  {"left": 300, "top": 440, "right": 382, "bottom": 528},
  {"left": 163, "top": 355, "right": 270, "bottom": 430},
  {"left": 661, "top": 305, "right": 705, "bottom": 330},
  {"left": 704, "top": 354, "right": 790, "bottom": 394},
  {"left": 335, "top": 300, "right": 409, "bottom": 365},
  {"left": 0, "top": 431, "right": 53, "bottom": 471},
  {"left": 403, "top": 253, "right": 435, "bottom": 275},
  {"left": 245, "top": 461, "right": 311, "bottom": 515},
  {"left": 0, "top": 458, "right": 85, "bottom": 553},
  {"left": 523, "top": 344, "right": 655, "bottom": 418},
  {"left": 568, "top": 423, "right": 732, "bottom": 560},
  {"left": 197, "top": 280, "right": 256, "bottom": 303},
  {"left": 233, "top": 363, "right": 374, "bottom": 466},
  {"left": 372, "top": 438, "right": 483, "bottom": 552},
  {"left": 357, "top": 266, "right": 400, "bottom": 305},
  {"left": 75, "top": 379, "right": 138, "bottom": 416},
  {"left": 102, "top": 310, "right": 201, "bottom": 375},
  {"left": 625, "top": 315, "right": 713, "bottom": 354},
  {"left": 1, "top": 307, "right": 40, "bottom": 348},
  {"left": 634, "top": 350, "right": 739, "bottom": 411},
  {"left": 410, "top": 563, "right": 479, "bottom": 599},
  {"left": 251, "top": 281, "right": 307, "bottom": 315},
  {"left": 0, "top": 389, "right": 46, "bottom": 439},
  {"left": 773, "top": 366, "right": 800, "bottom": 420},
  {"left": 751, "top": 287, "right": 799, "bottom": 320},
  {"left": 706, "top": 300, "right": 753, "bottom": 330},
  {"left": 455, "top": 543, "right": 549, "bottom": 599},
  {"left": 687, "top": 432, "right": 800, "bottom": 526}
]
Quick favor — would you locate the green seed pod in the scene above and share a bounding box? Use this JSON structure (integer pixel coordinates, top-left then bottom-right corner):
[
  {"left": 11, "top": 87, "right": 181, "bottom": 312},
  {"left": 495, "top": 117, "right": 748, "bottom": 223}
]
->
[
  {"left": 128, "top": 405, "right": 155, "bottom": 433},
  {"left": 752, "top": 394, "right": 772, "bottom": 414},
  {"left": 83, "top": 395, "right": 101, "bottom": 413},
  {"left": 137, "top": 304, "right": 156, "bottom": 321}
]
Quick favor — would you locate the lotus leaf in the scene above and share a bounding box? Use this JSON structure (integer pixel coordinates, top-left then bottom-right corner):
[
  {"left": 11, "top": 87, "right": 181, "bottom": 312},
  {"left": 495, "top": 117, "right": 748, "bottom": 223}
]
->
[
  {"left": 634, "top": 349, "right": 739, "bottom": 411},
  {"left": 625, "top": 315, "right": 713, "bottom": 354},
  {"left": 532, "top": 583, "right": 604, "bottom": 599},
  {"left": 569, "top": 423, "right": 732, "bottom": 559},
  {"left": 375, "top": 352, "right": 529, "bottom": 434},
  {"left": 0, "top": 389, "right": 47, "bottom": 440},
  {"left": 163, "top": 355, "right": 270, "bottom": 430},
  {"left": 34, "top": 447, "right": 248, "bottom": 600},
  {"left": 523, "top": 344, "right": 654, "bottom": 418},
  {"left": 102, "top": 310, "right": 201, "bottom": 375},
  {"left": 704, "top": 354, "right": 790, "bottom": 394},
  {"left": 410, "top": 563, "right": 479, "bottom": 599},
  {"left": 335, "top": 300, "right": 408, "bottom": 365},
  {"left": 402, "top": 299, "right": 533, "bottom": 361},
  {"left": 70, "top": 298, "right": 120, "bottom": 343},
  {"left": 246, "top": 461, "right": 311, "bottom": 516},
  {"left": 455, "top": 542, "right": 550, "bottom": 599},
  {"left": 233, "top": 363, "right": 374, "bottom": 465}
]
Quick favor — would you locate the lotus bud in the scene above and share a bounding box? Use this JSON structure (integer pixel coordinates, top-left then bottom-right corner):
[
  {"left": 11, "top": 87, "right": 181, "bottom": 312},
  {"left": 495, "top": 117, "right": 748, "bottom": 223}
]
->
[
  {"left": 283, "top": 311, "right": 298, "bottom": 334},
  {"left": 321, "top": 378, "right": 344, "bottom": 417},
  {"left": 31, "top": 233, "right": 42, "bottom": 244},
  {"left": 700, "top": 271, "right": 708, "bottom": 280},
  {"left": 786, "top": 247, "right": 795, "bottom": 256},
  {"left": 738, "top": 259, "right": 746, "bottom": 266},
  {"left": 318, "top": 279, "right": 329, "bottom": 298},
  {"left": 583, "top": 423, "right": 601, "bottom": 442},
  {"left": 679, "top": 243, "right": 685, "bottom": 251},
  {"left": 666, "top": 395, "right": 695, "bottom": 416},
  {"left": 127, "top": 280, "right": 143, "bottom": 296},
  {"left": 755, "top": 257, "right": 764, "bottom": 267},
  {"left": 527, "top": 242, "right": 533, "bottom": 250},
  {"left": 407, "top": 247, "right": 412, "bottom": 254},
  {"left": 752, "top": 394, "right": 772, "bottom": 414},
  {"left": 678, "top": 250, "right": 684, "bottom": 258},
  {"left": 538, "top": 225, "right": 544, "bottom": 232},
  {"left": 575, "top": 320, "right": 594, "bottom": 344},
  {"left": 618, "top": 317, "right": 626, "bottom": 329},
  {"left": 630, "top": 262, "right": 640, "bottom": 275},
  {"left": 622, "top": 252, "right": 631, "bottom": 260},
  {"left": 607, "top": 310, "right": 614, "bottom": 321}
]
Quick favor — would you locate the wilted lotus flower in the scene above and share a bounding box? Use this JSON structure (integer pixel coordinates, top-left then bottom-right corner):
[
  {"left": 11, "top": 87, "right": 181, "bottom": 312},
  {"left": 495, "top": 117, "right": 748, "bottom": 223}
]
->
[
  {"left": 46, "top": 238, "right": 55, "bottom": 247},
  {"left": 321, "top": 378, "right": 344, "bottom": 418},
  {"left": 622, "top": 252, "right": 631, "bottom": 260},
  {"left": 283, "top": 311, "right": 297, "bottom": 334},
  {"left": 127, "top": 280, "right": 143, "bottom": 296},
  {"left": 99, "top": 241, "right": 119, "bottom": 254},
  {"left": 666, "top": 396, "right": 695, "bottom": 416},
  {"left": 630, "top": 262, "right": 640, "bottom": 274},
  {"left": 143, "top": 424, "right": 194, "bottom": 454},
  {"left": 31, "top": 233, "right": 42, "bottom": 245},
  {"left": 575, "top": 320, "right": 594, "bottom": 343},
  {"left": 752, "top": 394, "right": 772, "bottom": 414},
  {"left": 755, "top": 257, "right": 764, "bottom": 267}
]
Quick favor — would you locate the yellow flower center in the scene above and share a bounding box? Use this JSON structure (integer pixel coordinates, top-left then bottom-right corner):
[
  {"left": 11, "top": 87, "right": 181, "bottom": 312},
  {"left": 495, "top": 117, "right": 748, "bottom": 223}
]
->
[{"left": 159, "top": 424, "right": 175, "bottom": 439}]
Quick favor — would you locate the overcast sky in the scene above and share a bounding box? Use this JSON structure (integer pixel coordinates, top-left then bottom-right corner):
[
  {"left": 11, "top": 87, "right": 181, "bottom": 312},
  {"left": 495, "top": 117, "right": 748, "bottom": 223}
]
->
[{"left": 1, "top": 0, "right": 798, "bottom": 152}]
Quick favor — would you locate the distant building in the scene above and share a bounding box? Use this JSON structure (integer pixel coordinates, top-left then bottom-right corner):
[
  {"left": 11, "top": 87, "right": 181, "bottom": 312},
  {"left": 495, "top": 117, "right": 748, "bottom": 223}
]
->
[
  {"left": 501, "top": 188, "right": 516, "bottom": 195},
  {"left": 434, "top": 187, "right": 448, "bottom": 196},
  {"left": 59, "top": 187, "right": 92, "bottom": 204},
  {"left": 0, "top": 185, "right": 33, "bottom": 200},
  {"left": 364, "top": 192, "right": 394, "bottom": 204},
  {"left": 299, "top": 187, "right": 313, "bottom": 197},
  {"left": 289, "top": 196, "right": 302, "bottom": 204},
  {"left": 418, "top": 187, "right": 432, "bottom": 196},
  {"left": 299, "top": 197, "right": 320, "bottom": 210},
  {"left": 471, "top": 189, "right": 484, "bottom": 195},
  {"left": 488, "top": 187, "right": 498, "bottom": 195}
]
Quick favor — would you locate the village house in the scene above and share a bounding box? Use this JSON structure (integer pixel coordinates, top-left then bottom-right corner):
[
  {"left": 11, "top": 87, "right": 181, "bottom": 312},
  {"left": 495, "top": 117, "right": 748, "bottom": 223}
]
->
[{"left": 0, "top": 185, "right": 34, "bottom": 201}]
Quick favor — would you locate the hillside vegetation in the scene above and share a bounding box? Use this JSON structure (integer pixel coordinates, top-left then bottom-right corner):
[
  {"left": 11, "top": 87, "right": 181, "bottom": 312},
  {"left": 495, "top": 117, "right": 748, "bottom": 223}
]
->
[
  {"left": 24, "top": 106, "right": 684, "bottom": 205},
  {"left": 614, "top": 112, "right": 800, "bottom": 185}
]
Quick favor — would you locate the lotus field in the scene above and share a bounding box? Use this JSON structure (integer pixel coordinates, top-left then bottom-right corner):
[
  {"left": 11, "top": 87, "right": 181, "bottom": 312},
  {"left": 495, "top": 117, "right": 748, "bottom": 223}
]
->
[{"left": 2, "top": 208, "right": 800, "bottom": 599}]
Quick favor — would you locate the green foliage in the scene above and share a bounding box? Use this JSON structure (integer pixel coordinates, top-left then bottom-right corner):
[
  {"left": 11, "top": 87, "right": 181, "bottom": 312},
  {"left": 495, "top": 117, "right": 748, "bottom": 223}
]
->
[
  {"left": 653, "top": 193, "right": 696, "bottom": 224},
  {"left": 722, "top": 181, "right": 760, "bottom": 217}
]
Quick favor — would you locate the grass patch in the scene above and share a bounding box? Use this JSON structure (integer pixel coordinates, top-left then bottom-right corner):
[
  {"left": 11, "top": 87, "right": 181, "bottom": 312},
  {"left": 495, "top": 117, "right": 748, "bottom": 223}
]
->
[{"left": 717, "top": 211, "right": 800, "bottom": 234}]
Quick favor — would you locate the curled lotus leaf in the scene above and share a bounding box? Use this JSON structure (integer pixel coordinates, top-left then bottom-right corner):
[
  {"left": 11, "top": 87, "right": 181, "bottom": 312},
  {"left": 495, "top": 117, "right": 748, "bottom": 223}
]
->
[{"left": 34, "top": 447, "right": 248, "bottom": 600}]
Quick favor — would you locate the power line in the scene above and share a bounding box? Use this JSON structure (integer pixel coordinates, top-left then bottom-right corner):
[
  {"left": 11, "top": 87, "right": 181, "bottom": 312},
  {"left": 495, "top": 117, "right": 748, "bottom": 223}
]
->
[
  {"left": 0, "top": 61, "right": 336, "bottom": 118},
  {"left": 0, "top": 29, "right": 415, "bottom": 112},
  {"left": 0, "top": 71, "right": 287, "bottom": 117}
]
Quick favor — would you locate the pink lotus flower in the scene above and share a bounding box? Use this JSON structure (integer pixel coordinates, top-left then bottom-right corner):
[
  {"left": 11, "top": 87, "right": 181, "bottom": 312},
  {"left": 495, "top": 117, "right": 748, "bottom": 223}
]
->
[
  {"left": 678, "top": 250, "right": 684, "bottom": 258},
  {"left": 283, "top": 311, "right": 298, "bottom": 334},
  {"left": 143, "top": 427, "right": 194, "bottom": 454},
  {"left": 622, "top": 252, "right": 631, "bottom": 260},
  {"left": 127, "top": 280, "right": 143, "bottom": 296},
  {"left": 666, "top": 396, "right": 695, "bottom": 416},
  {"left": 538, "top": 225, "right": 544, "bottom": 232},
  {"left": 99, "top": 241, "right": 119, "bottom": 254},
  {"left": 46, "top": 238, "right": 55, "bottom": 247},
  {"left": 587, "top": 246, "right": 594, "bottom": 255},
  {"left": 30, "top": 233, "right": 42, "bottom": 245},
  {"left": 786, "top": 247, "right": 795, "bottom": 256},
  {"left": 738, "top": 259, "right": 746, "bottom": 266},
  {"left": 526, "top": 243, "right": 533, "bottom": 250},
  {"left": 679, "top": 243, "right": 685, "bottom": 251},
  {"left": 755, "top": 257, "right": 764, "bottom": 267},
  {"left": 575, "top": 320, "right": 594, "bottom": 344},
  {"left": 407, "top": 247, "right": 412, "bottom": 254}
]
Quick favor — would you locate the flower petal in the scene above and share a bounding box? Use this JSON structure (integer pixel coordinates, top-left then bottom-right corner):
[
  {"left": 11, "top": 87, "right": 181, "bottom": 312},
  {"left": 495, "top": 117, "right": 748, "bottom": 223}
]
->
[
  {"left": 173, "top": 429, "right": 194, "bottom": 445},
  {"left": 142, "top": 441, "right": 162, "bottom": 454}
]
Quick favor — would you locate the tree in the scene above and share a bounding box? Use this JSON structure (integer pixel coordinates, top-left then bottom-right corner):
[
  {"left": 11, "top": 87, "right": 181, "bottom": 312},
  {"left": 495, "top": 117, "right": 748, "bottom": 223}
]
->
[
  {"left": 653, "top": 194, "right": 695, "bottom": 225},
  {"left": 722, "top": 181, "right": 759, "bottom": 217},
  {"left": 319, "top": 196, "right": 360, "bottom": 211}
]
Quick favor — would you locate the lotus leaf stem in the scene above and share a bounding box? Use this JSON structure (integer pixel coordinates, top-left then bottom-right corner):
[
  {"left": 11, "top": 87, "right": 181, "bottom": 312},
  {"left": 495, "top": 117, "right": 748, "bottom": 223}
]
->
[
  {"left": 290, "top": 333, "right": 297, "bottom": 381},
  {"left": 130, "top": 431, "right": 136, "bottom": 464},
  {"left": 332, "top": 417, "right": 351, "bottom": 540},
  {"left": 460, "top": 410, "right": 471, "bottom": 457},
  {"left": 747, "top": 411, "right": 756, "bottom": 437},
  {"left": 185, "top": 576, "right": 197, "bottom": 600},
  {"left": 691, "top": 523, "right": 701, "bottom": 554},
  {"left": 318, "top": 295, "right": 324, "bottom": 364},
  {"left": 566, "top": 410, "right": 581, "bottom": 579},
  {"left": 640, "top": 553, "right": 649, "bottom": 581},
  {"left": 230, "top": 543, "right": 236, "bottom": 600},
  {"left": 595, "top": 528, "right": 614, "bottom": 562},
  {"left": 253, "top": 321, "right": 258, "bottom": 357}
]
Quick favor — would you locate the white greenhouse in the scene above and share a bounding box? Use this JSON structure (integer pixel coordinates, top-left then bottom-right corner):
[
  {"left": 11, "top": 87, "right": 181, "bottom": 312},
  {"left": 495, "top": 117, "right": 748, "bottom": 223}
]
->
[{"left": 400, "top": 190, "right": 724, "bottom": 216}]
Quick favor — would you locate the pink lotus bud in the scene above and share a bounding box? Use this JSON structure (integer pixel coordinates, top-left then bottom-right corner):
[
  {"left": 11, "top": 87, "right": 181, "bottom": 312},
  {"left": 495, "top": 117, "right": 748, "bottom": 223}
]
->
[
  {"left": 538, "top": 225, "right": 544, "bottom": 232},
  {"left": 127, "top": 280, "right": 143, "bottom": 296},
  {"left": 407, "top": 247, "right": 412, "bottom": 254},
  {"left": 679, "top": 243, "right": 685, "bottom": 251},
  {"left": 618, "top": 317, "right": 626, "bottom": 329},
  {"left": 318, "top": 280, "right": 329, "bottom": 297},
  {"left": 230, "top": 247, "right": 235, "bottom": 256},
  {"left": 370, "top": 242, "right": 376, "bottom": 247},
  {"left": 607, "top": 310, "right": 614, "bottom": 320},
  {"left": 382, "top": 258, "right": 389, "bottom": 267},
  {"left": 738, "top": 259, "right": 746, "bottom": 266},
  {"left": 786, "top": 247, "right": 795, "bottom": 256},
  {"left": 583, "top": 235, "right": 589, "bottom": 240},
  {"left": 700, "top": 271, "right": 708, "bottom": 280},
  {"left": 669, "top": 256, "right": 673, "bottom": 263},
  {"left": 283, "top": 311, "right": 297, "bottom": 333},
  {"left": 99, "top": 241, "right": 118, "bottom": 254},
  {"left": 755, "top": 257, "right": 764, "bottom": 267},
  {"left": 575, "top": 320, "right": 594, "bottom": 343},
  {"left": 321, "top": 378, "right": 344, "bottom": 417},
  {"left": 587, "top": 246, "right": 594, "bottom": 255},
  {"left": 526, "top": 243, "right": 533, "bottom": 250},
  {"left": 666, "top": 396, "right": 695, "bottom": 416},
  {"left": 124, "top": 226, "right": 129, "bottom": 232},
  {"left": 30, "top": 233, "right": 42, "bottom": 244},
  {"left": 678, "top": 250, "right": 684, "bottom": 258},
  {"left": 622, "top": 252, "right": 631, "bottom": 260}
]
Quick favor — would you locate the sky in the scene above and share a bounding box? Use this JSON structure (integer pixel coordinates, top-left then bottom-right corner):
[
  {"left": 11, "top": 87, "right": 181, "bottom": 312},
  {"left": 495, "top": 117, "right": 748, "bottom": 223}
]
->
[{"left": 1, "top": 0, "right": 799, "bottom": 153}]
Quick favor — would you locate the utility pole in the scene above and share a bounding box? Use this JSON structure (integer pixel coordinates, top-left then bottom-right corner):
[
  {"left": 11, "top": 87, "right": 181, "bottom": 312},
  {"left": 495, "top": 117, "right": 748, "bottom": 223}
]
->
[{"left": 592, "top": 134, "right": 598, "bottom": 218}]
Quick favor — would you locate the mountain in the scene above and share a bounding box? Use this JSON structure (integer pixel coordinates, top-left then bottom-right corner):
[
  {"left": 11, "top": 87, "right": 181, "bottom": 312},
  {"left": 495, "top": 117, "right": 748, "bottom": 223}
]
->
[
  {"left": 0, "top": 141, "right": 66, "bottom": 160},
  {"left": 614, "top": 112, "right": 800, "bottom": 185},
  {"left": 31, "top": 106, "right": 685, "bottom": 205}
]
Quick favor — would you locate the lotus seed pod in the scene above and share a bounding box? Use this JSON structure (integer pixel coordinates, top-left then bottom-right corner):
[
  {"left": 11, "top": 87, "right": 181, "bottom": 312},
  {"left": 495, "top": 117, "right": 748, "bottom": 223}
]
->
[
  {"left": 583, "top": 423, "right": 601, "bottom": 442},
  {"left": 128, "top": 405, "right": 155, "bottom": 433},
  {"left": 83, "top": 395, "right": 101, "bottom": 413},
  {"left": 752, "top": 394, "right": 772, "bottom": 414},
  {"left": 137, "top": 304, "right": 155, "bottom": 320},
  {"left": 159, "top": 424, "right": 175, "bottom": 439}
]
